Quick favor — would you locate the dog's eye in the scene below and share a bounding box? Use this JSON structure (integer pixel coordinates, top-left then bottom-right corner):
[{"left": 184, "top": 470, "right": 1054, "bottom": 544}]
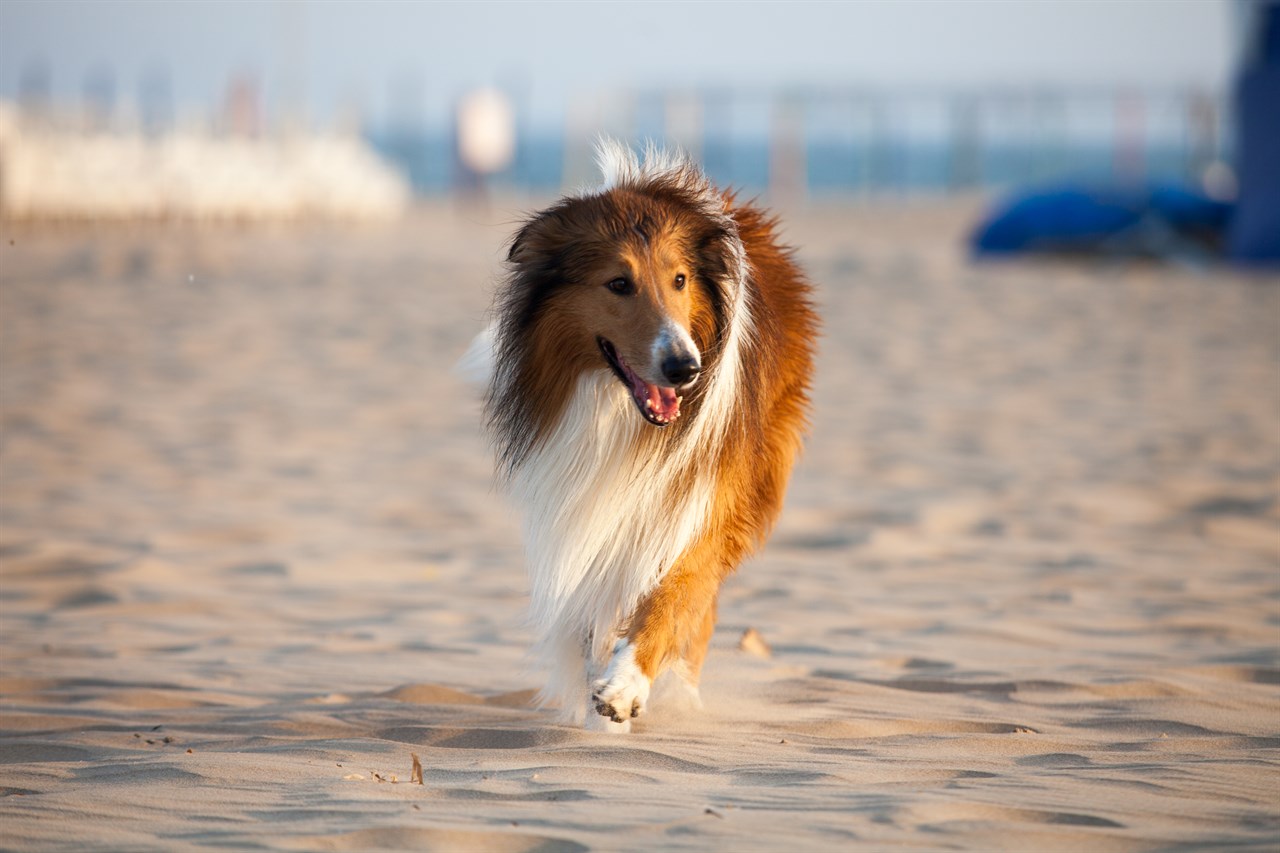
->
[
  {"left": 674, "top": 274, "right": 686, "bottom": 290},
  {"left": 605, "top": 277, "right": 633, "bottom": 295}
]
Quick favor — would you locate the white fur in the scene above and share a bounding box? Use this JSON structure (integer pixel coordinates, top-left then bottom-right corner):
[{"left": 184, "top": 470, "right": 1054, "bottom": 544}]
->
[
  {"left": 649, "top": 321, "right": 700, "bottom": 384},
  {"left": 511, "top": 371, "right": 715, "bottom": 718},
  {"left": 456, "top": 322, "right": 496, "bottom": 386},
  {"left": 498, "top": 142, "right": 755, "bottom": 726},
  {"left": 591, "top": 640, "right": 651, "bottom": 722},
  {"left": 594, "top": 138, "right": 690, "bottom": 193}
]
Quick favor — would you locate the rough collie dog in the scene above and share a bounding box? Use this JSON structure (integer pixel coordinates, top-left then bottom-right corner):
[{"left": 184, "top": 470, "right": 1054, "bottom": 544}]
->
[{"left": 478, "top": 142, "right": 816, "bottom": 732}]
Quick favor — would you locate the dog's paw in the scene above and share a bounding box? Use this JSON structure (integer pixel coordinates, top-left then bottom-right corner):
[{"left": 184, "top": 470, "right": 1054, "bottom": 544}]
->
[
  {"left": 590, "top": 641, "right": 651, "bottom": 726},
  {"left": 583, "top": 708, "right": 631, "bottom": 734}
]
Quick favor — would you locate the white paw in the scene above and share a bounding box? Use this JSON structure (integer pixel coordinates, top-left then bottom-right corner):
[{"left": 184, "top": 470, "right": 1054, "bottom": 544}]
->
[{"left": 590, "top": 641, "right": 651, "bottom": 725}]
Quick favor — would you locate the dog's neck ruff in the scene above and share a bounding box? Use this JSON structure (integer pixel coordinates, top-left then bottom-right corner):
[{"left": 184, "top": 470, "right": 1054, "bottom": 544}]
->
[{"left": 509, "top": 371, "right": 714, "bottom": 709}]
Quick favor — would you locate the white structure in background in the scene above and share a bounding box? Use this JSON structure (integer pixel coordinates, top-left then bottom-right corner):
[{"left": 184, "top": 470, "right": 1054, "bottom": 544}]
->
[
  {"left": 0, "top": 103, "right": 410, "bottom": 221},
  {"left": 456, "top": 88, "right": 515, "bottom": 176}
]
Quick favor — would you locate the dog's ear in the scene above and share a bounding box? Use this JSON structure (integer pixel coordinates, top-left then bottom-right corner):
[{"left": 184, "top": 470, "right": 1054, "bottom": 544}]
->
[
  {"left": 507, "top": 208, "right": 558, "bottom": 266},
  {"left": 691, "top": 219, "right": 748, "bottom": 347},
  {"left": 507, "top": 223, "right": 532, "bottom": 264},
  {"left": 695, "top": 224, "right": 747, "bottom": 293},
  {"left": 501, "top": 208, "right": 569, "bottom": 334}
]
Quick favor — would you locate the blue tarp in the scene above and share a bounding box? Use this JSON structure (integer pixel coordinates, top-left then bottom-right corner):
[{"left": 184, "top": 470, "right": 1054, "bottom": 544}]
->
[{"left": 970, "top": 185, "right": 1232, "bottom": 257}]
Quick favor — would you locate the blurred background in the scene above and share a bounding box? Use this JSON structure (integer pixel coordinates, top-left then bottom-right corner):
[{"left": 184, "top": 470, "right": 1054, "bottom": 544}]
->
[{"left": 0, "top": 0, "right": 1266, "bottom": 220}]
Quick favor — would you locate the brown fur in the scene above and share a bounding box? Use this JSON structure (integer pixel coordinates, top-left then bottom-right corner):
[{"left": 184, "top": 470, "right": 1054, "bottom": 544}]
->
[{"left": 626, "top": 199, "right": 817, "bottom": 683}]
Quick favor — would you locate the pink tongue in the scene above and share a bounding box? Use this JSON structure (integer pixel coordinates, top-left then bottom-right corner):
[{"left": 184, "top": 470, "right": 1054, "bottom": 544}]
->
[
  {"left": 649, "top": 384, "right": 679, "bottom": 419},
  {"left": 616, "top": 349, "right": 681, "bottom": 422},
  {"left": 631, "top": 375, "right": 680, "bottom": 420}
]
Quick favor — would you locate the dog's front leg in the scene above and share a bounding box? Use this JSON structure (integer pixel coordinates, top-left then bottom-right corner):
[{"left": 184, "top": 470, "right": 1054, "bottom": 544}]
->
[{"left": 591, "top": 538, "right": 727, "bottom": 727}]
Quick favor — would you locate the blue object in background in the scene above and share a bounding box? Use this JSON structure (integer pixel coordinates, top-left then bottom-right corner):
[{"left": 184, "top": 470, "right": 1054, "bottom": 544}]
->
[
  {"left": 970, "top": 188, "right": 1143, "bottom": 254},
  {"left": 1229, "top": 1, "right": 1280, "bottom": 265},
  {"left": 969, "top": 184, "right": 1232, "bottom": 257}
]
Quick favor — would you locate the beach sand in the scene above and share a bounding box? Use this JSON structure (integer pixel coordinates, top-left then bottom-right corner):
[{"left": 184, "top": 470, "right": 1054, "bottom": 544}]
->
[{"left": 1, "top": 200, "right": 1277, "bottom": 851}]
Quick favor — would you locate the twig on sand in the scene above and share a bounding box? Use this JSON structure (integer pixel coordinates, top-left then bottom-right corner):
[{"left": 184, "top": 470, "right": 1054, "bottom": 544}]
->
[{"left": 410, "top": 752, "right": 424, "bottom": 785}]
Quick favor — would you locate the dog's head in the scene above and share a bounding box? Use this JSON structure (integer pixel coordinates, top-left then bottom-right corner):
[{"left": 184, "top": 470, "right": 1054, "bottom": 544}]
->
[
  {"left": 492, "top": 151, "right": 746, "bottom": 461},
  {"left": 508, "top": 194, "right": 722, "bottom": 427}
]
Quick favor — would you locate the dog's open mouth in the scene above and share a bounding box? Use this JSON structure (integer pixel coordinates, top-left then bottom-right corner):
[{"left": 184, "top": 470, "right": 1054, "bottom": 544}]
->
[{"left": 598, "top": 337, "right": 682, "bottom": 426}]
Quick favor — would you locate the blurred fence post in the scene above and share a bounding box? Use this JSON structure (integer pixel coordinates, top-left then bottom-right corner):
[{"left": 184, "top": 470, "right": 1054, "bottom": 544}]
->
[
  {"left": 1114, "top": 90, "right": 1146, "bottom": 183},
  {"left": 18, "top": 60, "right": 52, "bottom": 126},
  {"left": 561, "top": 94, "right": 593, "bottom": 191},
  {"left": 1032, "top": 90, "right": 1066, "bottom": 183},
  {"left": 1186, "top": 90, "right": 1219, "bottom": 184},
  {"left": 867, "top": 95, "right": 893, "bottom": 194},
  {"left": 663, "top": 90, "right": 702, "bottom": 164},
  {"left": 701, "top": 89, "right": 732, "bottom": 187},
  {"left": 82, "top": 65, "right": 116, "bottom": 132},
  {"left": 138, "top": 66, "right": 173, "bottom": 137},
  {"left": 948, "top": 94, "right": 981, "bottom": 191},
  {"left": 769, "top": 92, "right": 806, "bottom": 204}
]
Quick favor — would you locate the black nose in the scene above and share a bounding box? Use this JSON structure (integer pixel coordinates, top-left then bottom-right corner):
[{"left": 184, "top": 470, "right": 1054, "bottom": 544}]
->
[{"left": 662, "top": 355, "right": 701, "bottom": 387}]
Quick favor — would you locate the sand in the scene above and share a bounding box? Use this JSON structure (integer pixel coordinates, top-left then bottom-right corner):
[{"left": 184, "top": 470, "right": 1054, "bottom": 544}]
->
[{"left": 1, "top": 200, "right": 1277, "bottom": 851}]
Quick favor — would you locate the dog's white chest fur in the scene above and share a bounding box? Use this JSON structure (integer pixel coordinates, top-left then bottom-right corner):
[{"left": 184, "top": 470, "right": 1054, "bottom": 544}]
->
[{"left": 509, "top": 372, "right": 713, "bottom": 716}]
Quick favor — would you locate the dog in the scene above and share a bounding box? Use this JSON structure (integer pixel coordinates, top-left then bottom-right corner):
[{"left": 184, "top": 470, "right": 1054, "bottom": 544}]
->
[{"left": 475, "top": 142, "right": 816, "bottom": 732}]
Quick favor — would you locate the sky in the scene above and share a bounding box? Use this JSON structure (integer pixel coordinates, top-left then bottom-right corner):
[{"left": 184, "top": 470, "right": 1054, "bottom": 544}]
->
[{"left": 0, "top": 0, "right": 1237, "bottom": 130}]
